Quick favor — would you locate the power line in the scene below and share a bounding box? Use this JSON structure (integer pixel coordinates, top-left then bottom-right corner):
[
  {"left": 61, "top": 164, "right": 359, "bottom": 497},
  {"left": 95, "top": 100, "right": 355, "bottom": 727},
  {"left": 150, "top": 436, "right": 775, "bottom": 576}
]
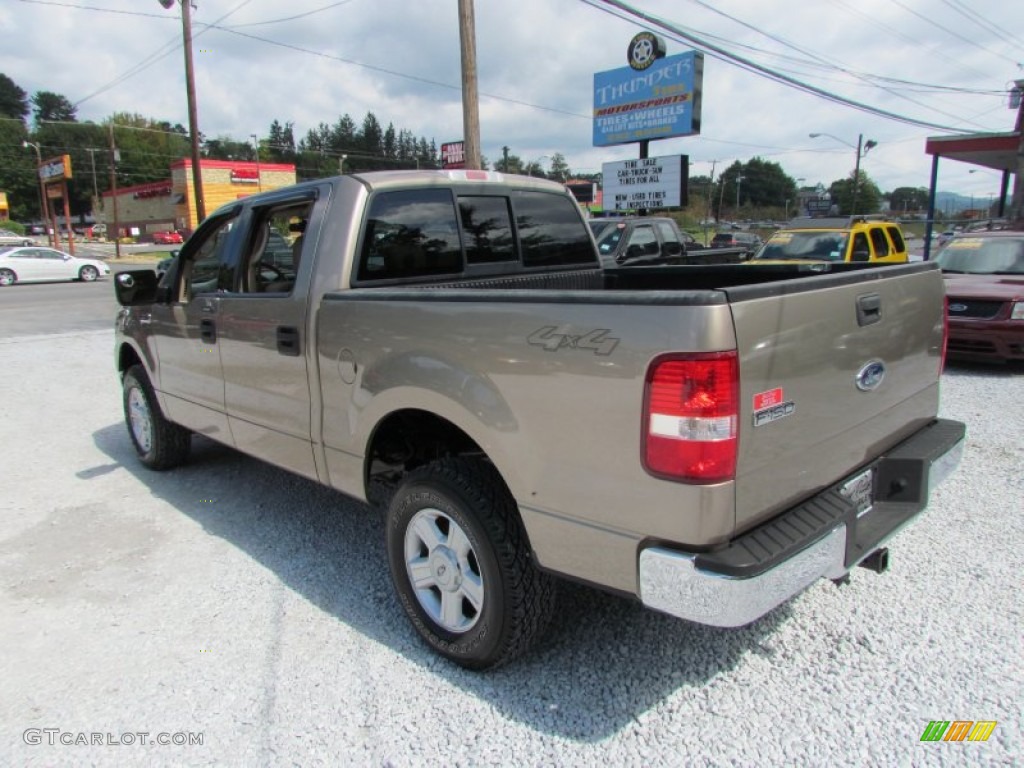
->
[
  {"left": 585, "top": 0, "right": 975, "bottom": 133},
  {"left": 884, "top": 0, "right": 1021, "bottom": 68}
]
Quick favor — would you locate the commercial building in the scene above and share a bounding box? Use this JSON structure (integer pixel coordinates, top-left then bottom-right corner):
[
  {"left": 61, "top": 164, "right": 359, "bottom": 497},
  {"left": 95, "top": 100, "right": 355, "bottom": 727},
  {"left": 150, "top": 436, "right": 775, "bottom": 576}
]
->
[{"left": 100, "top": 158, "right": 296, "bottom": 241}]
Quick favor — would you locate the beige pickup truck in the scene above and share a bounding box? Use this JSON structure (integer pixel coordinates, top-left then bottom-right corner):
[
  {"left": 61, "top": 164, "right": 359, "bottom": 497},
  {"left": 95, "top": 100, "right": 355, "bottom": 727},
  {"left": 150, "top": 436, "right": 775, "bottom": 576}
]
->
[{"left": 114, "top": 171, "right": 964, "bottom": 670}]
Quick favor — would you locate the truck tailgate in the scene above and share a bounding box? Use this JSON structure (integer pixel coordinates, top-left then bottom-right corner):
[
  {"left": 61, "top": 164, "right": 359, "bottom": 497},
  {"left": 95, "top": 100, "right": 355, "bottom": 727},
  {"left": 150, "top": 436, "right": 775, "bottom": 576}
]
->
[{"left": 725, "top": 263, "right": 946, "bottom": 532}]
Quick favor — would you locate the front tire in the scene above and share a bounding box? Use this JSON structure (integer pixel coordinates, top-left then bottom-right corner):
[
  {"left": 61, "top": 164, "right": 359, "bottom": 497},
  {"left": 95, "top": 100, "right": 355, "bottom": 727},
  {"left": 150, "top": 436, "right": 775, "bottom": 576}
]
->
[
  {"left": 79, "top": 265, "right": 99, "bottom": 282},
  {"left": 122, "top": 365, "right": 191, "bottom": 470},
  {"left": 386, "top": 458, "right": 556, "bottom": 670}
]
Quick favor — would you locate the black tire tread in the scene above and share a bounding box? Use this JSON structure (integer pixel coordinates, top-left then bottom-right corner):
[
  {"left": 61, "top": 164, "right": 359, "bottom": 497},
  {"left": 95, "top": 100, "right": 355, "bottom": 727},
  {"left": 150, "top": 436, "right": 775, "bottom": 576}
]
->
[
  {"left": 392, "top": 457, "right": 556, "bottom": 670},
  {"left": 123, "top": 364, "right": 191, "bottom": 470}
]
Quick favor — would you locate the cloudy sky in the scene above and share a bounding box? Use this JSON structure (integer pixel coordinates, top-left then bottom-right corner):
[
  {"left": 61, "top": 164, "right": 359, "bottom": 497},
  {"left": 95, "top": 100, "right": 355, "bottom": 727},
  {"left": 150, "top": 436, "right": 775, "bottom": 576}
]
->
[{"left": 4, "top": 0, "right": 1022, "bottom": 198}]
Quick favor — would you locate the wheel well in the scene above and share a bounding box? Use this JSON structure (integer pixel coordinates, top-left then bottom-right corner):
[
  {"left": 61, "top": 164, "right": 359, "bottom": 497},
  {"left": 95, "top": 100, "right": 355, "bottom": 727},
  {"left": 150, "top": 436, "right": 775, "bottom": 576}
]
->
[
  {"left": 118, "top": 344, "right": 143, "bottom": 376},
  {"left": 365, "top": 409, "right": 488, "bottom": 507}
]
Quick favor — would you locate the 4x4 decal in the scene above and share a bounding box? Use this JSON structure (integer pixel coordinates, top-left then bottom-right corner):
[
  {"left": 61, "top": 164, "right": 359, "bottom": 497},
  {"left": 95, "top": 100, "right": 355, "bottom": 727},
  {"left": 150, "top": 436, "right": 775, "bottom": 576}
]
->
[{"left": 527, "top": 326, "right": 620, "bottom": 356}]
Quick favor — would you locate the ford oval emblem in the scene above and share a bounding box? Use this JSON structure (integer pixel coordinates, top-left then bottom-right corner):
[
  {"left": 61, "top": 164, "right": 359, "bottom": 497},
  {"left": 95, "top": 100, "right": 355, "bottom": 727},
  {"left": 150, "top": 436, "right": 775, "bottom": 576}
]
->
[
  {"left": 948, "top": 303, "right": 968, "bottom": 313},
  {"left": 856, "top": 360, "right": 886, "bottom": 392}
]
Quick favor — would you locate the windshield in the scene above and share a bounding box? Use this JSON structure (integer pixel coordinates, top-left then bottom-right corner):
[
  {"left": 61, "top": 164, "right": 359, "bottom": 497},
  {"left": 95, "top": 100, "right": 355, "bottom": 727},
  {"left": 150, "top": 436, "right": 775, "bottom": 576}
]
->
[
  {"left": 590, "top": 223, "right": 625, "bottom": 256},
  {"left": 752, "top": 231, "right": 848, "bottom": 262},
  {"left": 934, "top": 236, "right": 1024, "bottom": 274}
]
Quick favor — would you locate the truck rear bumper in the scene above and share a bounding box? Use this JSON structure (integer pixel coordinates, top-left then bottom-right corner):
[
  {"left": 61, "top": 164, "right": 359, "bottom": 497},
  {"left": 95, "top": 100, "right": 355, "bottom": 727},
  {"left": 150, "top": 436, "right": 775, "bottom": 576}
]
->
[{"left": 638, "top": 418, "right": 965, "bottom": 627}]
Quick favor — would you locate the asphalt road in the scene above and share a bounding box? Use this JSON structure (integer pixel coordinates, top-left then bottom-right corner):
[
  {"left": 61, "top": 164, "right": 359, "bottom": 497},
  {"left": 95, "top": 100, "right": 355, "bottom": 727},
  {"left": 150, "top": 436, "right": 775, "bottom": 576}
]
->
[{"left": 0, "top": 286, "right": 1020, "bottom": 766}]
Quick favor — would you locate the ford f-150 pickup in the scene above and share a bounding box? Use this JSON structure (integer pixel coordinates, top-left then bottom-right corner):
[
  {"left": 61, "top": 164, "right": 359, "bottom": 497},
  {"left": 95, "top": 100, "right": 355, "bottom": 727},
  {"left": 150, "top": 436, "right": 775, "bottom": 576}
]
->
[{"left": 114, "top": 170, "right": 964, "bottom": 670}]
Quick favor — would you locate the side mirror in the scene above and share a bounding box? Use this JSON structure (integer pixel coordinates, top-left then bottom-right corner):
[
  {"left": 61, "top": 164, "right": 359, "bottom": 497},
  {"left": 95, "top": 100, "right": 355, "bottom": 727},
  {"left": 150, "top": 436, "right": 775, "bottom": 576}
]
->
[
  {"left": 625, "top": 244, "right": 645, "bottom": 260},
  {"left": 663, "top": 241, "right": 683, "bottom": 256},
  {"left": 851, "top": 248, "right": 871, "bottom": 263},
  {"left": 114, "top": 269, "right": 160, "bottom": 307}
]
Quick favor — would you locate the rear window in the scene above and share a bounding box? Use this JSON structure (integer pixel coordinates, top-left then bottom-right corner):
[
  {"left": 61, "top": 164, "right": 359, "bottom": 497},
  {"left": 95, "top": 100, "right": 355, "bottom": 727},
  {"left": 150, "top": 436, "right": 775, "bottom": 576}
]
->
[
  {"left": 869, "top": 227, "right": 890, "bottom": 257},
  {"left": 358, "top": 189, "right": 464, "bottom": 281},
  {"left": 886, "top": 226, "right": 906, "bottom": 253},
  {"left": 358, "top": 187, "right": 595, "bottom": 281},
  {"left": 514, "top": 190, "right": 595, "bottom": 267}
]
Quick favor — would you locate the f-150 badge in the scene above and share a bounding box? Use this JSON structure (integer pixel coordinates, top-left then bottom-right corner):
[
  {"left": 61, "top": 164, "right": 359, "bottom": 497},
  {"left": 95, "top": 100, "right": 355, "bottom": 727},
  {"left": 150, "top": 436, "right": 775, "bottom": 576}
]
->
[
  {"left": 753, "top": 387, "right": 795, "bottom": 427},
  {"left": 527, "top": 326, "right": 619, "bottom": 356}
]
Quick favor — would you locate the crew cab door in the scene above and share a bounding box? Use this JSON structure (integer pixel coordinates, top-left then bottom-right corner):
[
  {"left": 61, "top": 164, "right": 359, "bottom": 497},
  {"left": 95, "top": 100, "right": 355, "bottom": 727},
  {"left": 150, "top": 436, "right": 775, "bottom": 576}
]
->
[
  {"left": 215, "top": 190, "right": 322, "bottom": 481},
  {"left": 150, "top": 210, "right": 241, "bottom": 441}
]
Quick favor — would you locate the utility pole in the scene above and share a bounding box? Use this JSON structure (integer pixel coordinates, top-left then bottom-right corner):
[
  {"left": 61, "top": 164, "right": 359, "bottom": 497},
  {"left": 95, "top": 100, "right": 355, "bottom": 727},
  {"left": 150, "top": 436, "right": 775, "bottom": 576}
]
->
[
  {"left": 735, "top": 174, "right": 745, "bottom": 211},
  {"left": 502, "top": 145, "right": 509, "bottom": 173},
  {"left": 86, "top": 148, "right": 101, "bottom": 213},
  {"left": 161, "top": 0, "right": 206, "bottom": 224},
  {"left": 108, "top": 124, "right": 122, "bottom": 260},
  {"left": 457, "top": 0, "right": 481, "bottom": 170}
]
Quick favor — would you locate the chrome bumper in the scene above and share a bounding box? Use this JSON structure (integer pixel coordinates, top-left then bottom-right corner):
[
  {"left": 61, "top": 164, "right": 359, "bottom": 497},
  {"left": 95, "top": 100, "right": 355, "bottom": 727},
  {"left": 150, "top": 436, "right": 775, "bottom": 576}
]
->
[{"left": 639, "top": 421, "right": 965, "bottom": 628}]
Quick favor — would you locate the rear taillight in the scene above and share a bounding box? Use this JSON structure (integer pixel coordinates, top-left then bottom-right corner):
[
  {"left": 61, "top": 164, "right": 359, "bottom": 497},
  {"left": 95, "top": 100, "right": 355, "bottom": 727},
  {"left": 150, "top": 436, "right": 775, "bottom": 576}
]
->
[{"left": 643, "top": 352, "right": 739, "bottom": 483}]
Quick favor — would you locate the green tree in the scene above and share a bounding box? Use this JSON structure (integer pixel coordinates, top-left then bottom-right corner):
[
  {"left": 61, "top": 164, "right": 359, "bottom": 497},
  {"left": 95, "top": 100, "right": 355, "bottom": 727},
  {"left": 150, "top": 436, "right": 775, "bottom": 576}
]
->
[
  {"left": 32, "top": 91, "right": 77, "bottom": 126},
  {"left": 828, "top": 171, "right": 881, "bottom": 215},
  {"left": 266, "top": 119, "right": 295, "bottom": 163},
  {"left": 0, "top": 118, "right": 36, "bottom": 220},
  {"left": 888, "top": 186, "right": 929, "bottom": 215},
  {"left": 106, "top": 113, "right": 190, "bottom": 189},
  {"left": 549, "top": 152, "right": 571, "bottom": 181},
  {"left": 0, "top": 73, "right": 29, "bottom": 120}
]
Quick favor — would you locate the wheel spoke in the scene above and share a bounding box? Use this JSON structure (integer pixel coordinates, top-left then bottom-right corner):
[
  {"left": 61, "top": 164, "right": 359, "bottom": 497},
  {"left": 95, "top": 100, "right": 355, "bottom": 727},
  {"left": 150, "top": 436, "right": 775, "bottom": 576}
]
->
[
  {"left": 447, "top": 523, "right": 473, "bottom": 560},
  {"left": 440, "top": 590, "right": 465, "bottom": 629},
  {"left": 410, "top": 513, "right": 445, "bottom": 551},
  {"left": 459, "top": 571, "right": 484, "bottom": 613},
  {"left": 407, "top": 558, "right": 435, "bottom": 590}
]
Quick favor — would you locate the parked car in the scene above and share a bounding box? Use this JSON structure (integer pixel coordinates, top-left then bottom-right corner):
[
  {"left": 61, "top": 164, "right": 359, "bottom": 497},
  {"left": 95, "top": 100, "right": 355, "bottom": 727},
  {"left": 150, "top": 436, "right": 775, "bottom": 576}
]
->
[
  {"left": 152, "top": 231, "right": 184, "bottom": 245},
  {"left": 710, "top": 231, "right": 761, "bottom": 257},
  {"left": 750, "top": 216, "right": 908, "bottom": 264},
  {"left": 589, "top": 216, "right": 697, "bottom": 266},
  {"left": 0, "top": 246, "right": 110, "bottom": 286},
  {"left": 933, "top": 229, "right": 1024, "bottom": 363},
  {"left": 0, "top": 228, "right": 36, "bottom": 246}
]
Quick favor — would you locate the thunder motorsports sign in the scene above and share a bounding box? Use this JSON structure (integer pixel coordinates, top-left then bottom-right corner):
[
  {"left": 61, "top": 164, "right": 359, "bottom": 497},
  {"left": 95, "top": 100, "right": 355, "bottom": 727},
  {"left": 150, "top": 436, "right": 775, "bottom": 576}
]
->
[{"left": 592, "top": 51, "right": 703, "bottom": 147}]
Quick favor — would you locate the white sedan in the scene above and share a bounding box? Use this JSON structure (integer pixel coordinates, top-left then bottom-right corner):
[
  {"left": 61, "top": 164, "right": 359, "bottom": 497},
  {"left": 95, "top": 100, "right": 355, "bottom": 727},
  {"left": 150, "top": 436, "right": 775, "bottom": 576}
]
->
[
  {"left": 0, "top": 246, "right": 110, "bottom": 286},
  {"left": 0, "top": 228, "right": 37, "bottom": 246}
]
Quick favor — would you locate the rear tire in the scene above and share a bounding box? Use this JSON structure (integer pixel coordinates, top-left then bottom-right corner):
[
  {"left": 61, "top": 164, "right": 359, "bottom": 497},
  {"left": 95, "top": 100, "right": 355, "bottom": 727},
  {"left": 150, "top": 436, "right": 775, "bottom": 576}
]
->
[
  {"left": 0, "top": 269, "right": 15, "bottom": 286},
  {"left": 122, "top": 364, "right": 191, "bottom": 470},
  {"left": 386, "top": 457, "right": 556, "bottom": 670}
]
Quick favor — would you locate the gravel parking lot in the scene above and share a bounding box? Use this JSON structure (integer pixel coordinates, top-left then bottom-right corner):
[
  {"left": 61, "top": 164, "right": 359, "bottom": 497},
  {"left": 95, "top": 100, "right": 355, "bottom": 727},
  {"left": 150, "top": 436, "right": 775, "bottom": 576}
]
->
[{"left": 0, "top": 328, "right": 1020, "bottom": 766}]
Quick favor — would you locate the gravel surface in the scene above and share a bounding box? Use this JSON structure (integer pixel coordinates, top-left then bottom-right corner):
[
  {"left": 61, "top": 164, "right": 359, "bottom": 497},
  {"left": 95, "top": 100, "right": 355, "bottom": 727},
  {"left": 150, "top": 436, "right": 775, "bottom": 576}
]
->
[{"left": 0, "top": 329, "right": 1020, "bottom": 766}]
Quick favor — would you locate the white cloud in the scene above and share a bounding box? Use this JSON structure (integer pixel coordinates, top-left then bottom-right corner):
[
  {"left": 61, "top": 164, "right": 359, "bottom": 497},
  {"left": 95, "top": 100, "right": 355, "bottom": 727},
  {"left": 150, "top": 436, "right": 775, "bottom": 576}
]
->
[{"left": 3, "top": 0, "right": 1021, "bottom": 197}]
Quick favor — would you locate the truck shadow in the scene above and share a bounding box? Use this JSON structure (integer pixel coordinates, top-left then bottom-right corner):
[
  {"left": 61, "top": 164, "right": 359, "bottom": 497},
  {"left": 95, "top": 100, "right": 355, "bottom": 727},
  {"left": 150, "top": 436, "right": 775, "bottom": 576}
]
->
[{"left": 92, "top": 422, "right": 790, "bottom": 741}]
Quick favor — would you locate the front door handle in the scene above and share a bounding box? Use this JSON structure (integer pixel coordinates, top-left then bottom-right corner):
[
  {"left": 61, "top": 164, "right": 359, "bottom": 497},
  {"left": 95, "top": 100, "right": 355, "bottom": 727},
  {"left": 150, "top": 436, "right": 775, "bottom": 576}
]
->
[
  {"left": 276, "top": 326, "right": 300, "bottom": 356},
  {"left": 199, "top": 318, "right": 217, "bottom": 344}
]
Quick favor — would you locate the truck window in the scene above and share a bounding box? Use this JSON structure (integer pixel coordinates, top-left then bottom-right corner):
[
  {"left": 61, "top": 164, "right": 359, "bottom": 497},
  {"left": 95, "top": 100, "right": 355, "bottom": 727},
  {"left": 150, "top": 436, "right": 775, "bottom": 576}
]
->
[
  {"left": 869, "top": 227, "right": 890, "bottom": 257},
  {"left": 183, "top": 214, "right": 238, "bottom": 300},
  {"left": 886, "top": 225, "right": 906, "bottom": 253},
  {"left": 625, "top": 225, "right": 659, "bottom": 257},
  {"left": 240, "top": 202, "right": 313, "bottom": 294},
  {"left": 512, "top": 190, "right": 595, "bottom": 268},
  {"left": 458, "top": 196, "right": 515, "bottom": 264},
  {"left": 359, "top": 190, "right": 463, "bottom": 281}
]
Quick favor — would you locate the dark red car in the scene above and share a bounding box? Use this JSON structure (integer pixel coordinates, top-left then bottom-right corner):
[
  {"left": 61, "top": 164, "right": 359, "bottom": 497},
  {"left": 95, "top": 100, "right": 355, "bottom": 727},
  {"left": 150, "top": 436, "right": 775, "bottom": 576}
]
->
[
  {"left": 152, "top": 231, "right": 184, "bottom": 245},
  {"left": 934, "top": 229, "right": 1024, "bottom": 363}
]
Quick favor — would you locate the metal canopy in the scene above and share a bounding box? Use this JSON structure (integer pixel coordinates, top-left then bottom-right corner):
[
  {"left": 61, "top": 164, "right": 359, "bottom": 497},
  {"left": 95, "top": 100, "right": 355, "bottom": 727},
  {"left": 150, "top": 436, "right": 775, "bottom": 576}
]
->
[{"left": 924, "top": 132, "right": 1020, "bottom": 172}]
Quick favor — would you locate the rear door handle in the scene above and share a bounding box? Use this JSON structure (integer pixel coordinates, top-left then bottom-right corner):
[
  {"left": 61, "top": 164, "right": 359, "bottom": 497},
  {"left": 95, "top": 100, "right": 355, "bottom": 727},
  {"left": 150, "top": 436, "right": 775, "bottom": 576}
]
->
[
  {"left": 276, "top": 326, "right": 300, "bottom": 356},
  {"left": 856, "top": 293, "right": 882, "bottom": 327},
  {"left": 199, "top": 318, "right": 217, "bottom": 343}
]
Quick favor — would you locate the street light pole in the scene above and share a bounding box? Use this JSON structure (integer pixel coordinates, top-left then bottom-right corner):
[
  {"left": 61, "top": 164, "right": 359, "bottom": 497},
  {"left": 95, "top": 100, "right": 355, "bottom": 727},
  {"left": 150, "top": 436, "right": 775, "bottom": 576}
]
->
[
  {"left": 810, "top": 132, "right": 876, "bottom": 214},
  {"left": 22, "top": 141, "right": 54, "bottom": 247},
  {"left": 735, "top": 174, "right": 745, "bottom": 211},
  {"left": 251, "top": 134, "right": 262, "bottom": 192}
]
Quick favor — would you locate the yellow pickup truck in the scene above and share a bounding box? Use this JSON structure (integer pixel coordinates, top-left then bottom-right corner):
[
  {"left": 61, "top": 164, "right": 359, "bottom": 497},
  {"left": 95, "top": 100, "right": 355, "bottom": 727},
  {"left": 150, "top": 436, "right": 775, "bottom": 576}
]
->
[{"left": 752, "top": 216, "right": 909, "bottom": 264}]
